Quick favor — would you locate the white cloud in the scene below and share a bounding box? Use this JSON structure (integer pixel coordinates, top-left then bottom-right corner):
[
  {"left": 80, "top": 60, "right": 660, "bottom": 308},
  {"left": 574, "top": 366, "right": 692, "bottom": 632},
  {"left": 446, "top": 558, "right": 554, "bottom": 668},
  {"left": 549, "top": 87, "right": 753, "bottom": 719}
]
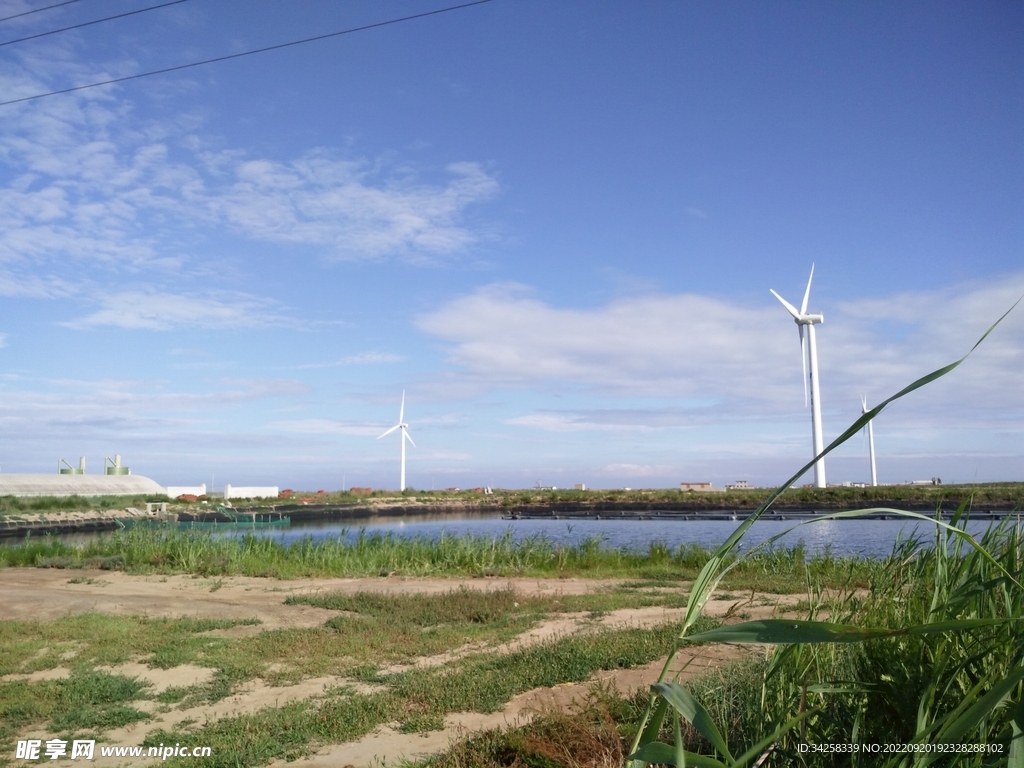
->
[
  {"left": 506, "top": 413, "right": 658, "bottom": 432},
  {"left": 0, "top": 64, "right": 498, "bottom": 274},
  {"left": 0, "top": 376, "right": 312, "bottom": 439},
  {"left": 602, "top": 463, "right": 675, "bottom": 477},
  {"left": 423, "top": 449, "right": 471, "bottom": 462},
  {"left": 417, "top": 282, "right": 797, "bottom": 401},
  {"left": 417, "top": 277, "right": 1024, "bottom": 424},
  {"left": 293, "top": 352, "right": 403, "bottom": 370},
  {"left": 203, "top": 154, "right": 498, "bottom": 260},
  {"left": 268, "top": 419, "right": 384, "bottom": 437},
  {"left": 59, "top": 290, "right": 308, "bottom": 330}
]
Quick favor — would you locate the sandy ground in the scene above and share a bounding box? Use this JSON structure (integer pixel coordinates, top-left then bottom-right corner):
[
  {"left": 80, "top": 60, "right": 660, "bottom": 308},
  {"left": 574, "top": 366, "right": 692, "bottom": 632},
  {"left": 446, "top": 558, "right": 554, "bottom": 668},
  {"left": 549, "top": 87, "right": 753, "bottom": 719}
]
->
[
  {"left": 1, "top": 568, "right": 799, "bottom": 767},
  {"left": 0, "top": 569, "right": 615, "bottom": 627}
]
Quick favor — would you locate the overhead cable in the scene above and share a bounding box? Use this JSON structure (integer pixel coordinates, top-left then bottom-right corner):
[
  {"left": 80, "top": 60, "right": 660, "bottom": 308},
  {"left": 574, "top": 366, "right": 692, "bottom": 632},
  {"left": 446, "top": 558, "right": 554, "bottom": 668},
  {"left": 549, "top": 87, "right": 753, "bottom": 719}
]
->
[
  {"left": 0, "top": 0, "right": 81, "bottom": 24},
  {"left": 0, "top": 0, "right": 493, "bottom": 107},
  {"left": 1, "top": 0, "right": 190, "bottom": 48}
]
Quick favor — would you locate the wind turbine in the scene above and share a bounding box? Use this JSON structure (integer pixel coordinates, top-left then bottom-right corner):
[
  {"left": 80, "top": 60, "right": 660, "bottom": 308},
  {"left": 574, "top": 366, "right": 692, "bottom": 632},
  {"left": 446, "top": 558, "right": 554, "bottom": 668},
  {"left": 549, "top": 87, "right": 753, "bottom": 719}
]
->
[
  {"left": 771, "top": 265, "right": 827, "bottom": 488},
  {"left": 861, "top": 395, "right": 878, "bottom": 487},
  {"left": 378, "top": 390, "right": 415, "bottom": 491}
]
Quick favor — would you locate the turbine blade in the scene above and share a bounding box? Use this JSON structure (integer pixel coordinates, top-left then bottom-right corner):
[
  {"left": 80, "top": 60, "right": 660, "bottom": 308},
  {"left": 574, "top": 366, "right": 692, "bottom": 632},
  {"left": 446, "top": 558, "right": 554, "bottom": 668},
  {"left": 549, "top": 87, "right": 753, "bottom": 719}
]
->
[
  {"left": 800, "top": 263, "right": 814, "bottom": 315},
  {"left": 770, "top": 289, "right": 801, "bottom": 319},
  {"left": 800, "top": 325, "right": 808, "bottom": 407},
  {"left": 399, "top": 390, "right": 405, "bottom": 423},
  {"left": 404, "top": 429, "right": 416, "bottom": 448},
  {"left": 377, "top": 424, "right": 399, "bottom": 439}
]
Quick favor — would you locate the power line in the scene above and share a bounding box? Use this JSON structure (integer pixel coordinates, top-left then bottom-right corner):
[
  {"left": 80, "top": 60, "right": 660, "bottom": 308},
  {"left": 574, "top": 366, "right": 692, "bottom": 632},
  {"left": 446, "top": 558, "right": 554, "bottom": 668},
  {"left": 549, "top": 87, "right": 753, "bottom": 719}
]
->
[
  {"left": 1, "top": 0, "right": 190, "bottom": 48},
  {"left": 0, "top": 0, "right": 493, "bottom": 108},
  {"left": 0, "top": 0, "right": 81, "bottom": 24}
]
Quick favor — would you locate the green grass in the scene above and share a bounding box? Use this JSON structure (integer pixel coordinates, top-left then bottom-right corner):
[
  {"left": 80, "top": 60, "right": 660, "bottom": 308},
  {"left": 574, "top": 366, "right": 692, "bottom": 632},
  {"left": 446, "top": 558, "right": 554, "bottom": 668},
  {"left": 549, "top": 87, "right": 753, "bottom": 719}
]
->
[
  {"left": 286, "top": 584, "right": 551, "bottom": 624},
  {"left": 0, "top": 580, "right": 725, "bottom": 767},
  {"left": 136, "top": 617, "right": 719, "bottom": 768},
  {"left": 0, "top": 669, "right": 151, "bottom": 746},
  {"left": 0, "top": 615, "right": 260, "bottom": 676},
  {"left": 0, "top": 527, "right": 886, "bottom": 592}
]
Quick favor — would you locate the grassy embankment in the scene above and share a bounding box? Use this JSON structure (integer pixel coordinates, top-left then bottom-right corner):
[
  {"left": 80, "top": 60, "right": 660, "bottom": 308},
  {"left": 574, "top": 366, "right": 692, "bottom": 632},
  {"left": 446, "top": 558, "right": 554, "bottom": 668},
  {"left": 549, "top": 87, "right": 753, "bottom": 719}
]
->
[{"left": 2, "top": 525, "right": 881, "bottom": 592}]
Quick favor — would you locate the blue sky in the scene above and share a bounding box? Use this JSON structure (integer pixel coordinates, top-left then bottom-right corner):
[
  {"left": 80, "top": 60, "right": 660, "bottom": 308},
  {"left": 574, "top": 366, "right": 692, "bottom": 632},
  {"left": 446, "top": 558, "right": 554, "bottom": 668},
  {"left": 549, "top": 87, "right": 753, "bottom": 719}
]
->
[{"left": 0, "top": 0, "right": 1021, "bottom": 491}]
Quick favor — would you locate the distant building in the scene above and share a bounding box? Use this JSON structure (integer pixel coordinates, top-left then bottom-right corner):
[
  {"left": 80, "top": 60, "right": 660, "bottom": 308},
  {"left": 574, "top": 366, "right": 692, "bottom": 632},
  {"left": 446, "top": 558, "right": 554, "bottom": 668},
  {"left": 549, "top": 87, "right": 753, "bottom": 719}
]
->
[
  {"left": 0, "top": 474, "right": 166, "bottom": 497},
  {"left": 725, "top": 480, "right": 751, "bottom": 490},
  {"left": 574, "top": 483, "right": 587, "bottom": 491},
  {"left": 167, "top": 483, "right": 207, "bottom": 498},
  {"left": 679, "top": 482, "right": 715, "bottom": 492},
  {"left": 223, "top": 485, "right": 279, "bottom": 500}
]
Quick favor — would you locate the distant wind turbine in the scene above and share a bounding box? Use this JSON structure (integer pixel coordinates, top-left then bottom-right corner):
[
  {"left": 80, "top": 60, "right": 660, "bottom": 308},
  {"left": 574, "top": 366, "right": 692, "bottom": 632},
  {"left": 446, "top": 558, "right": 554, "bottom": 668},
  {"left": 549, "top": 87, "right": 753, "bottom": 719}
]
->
[
  {"left": 861, "top": 395, "right": 878, "bottom": 487},
  {"left": 378, "top": 390, "right": 415, "bottom": 491},
  {"left": 771, "top": 265, "right": 827, "bottom": 488}
]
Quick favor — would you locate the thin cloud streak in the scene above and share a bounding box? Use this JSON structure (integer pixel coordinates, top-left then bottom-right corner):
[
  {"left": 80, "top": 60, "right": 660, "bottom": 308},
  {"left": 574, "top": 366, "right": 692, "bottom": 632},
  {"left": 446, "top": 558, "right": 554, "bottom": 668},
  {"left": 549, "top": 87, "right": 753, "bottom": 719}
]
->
[
  {"left": 58, "top": 290, "right": 310, "bottom": 330},
  {"left": 292, "top": 352, "right": 403, "bottom": 370},
  {"left": 268, "top": 419, "right": 387, "bottom": 437}
]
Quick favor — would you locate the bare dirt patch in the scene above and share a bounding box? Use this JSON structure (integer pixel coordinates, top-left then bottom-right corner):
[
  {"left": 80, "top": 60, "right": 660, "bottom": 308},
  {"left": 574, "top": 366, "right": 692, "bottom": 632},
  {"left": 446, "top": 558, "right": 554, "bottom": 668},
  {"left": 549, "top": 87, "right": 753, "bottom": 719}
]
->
[
  {"left": 1, "top": 568, "right": 802, "bottom": 768},
  {"left": 98, "top": 663, "right": 216, "bottom": 694},
  {"left": 0, "top": 568, "right": 614, "bottom": 627}
]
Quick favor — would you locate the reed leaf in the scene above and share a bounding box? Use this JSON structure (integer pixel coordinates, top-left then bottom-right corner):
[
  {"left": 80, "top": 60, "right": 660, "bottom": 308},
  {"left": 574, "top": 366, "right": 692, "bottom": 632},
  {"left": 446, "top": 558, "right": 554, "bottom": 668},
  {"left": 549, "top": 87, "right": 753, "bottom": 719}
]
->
[
  {"left": 653, "top": 682, "right": 734, "bottom": 762},
  {"left": 683, "top": 617, "right": 1019, "bottom": 645},
  {"left": 930, "top": 664, "right": 1024, "bottom": 745},
  {"left": 627, "top": 742, "right": 727, "bottom": 768},
  {"left": 1010, "top": 696, "right": 1024, "bottom": 768}
]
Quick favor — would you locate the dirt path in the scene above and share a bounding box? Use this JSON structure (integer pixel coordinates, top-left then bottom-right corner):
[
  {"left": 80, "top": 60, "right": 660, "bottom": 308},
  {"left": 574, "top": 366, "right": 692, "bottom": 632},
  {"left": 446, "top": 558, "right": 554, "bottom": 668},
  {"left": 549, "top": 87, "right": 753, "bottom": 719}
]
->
[{"left": 1, "top": 568, "right": 799, "bottom": 767}]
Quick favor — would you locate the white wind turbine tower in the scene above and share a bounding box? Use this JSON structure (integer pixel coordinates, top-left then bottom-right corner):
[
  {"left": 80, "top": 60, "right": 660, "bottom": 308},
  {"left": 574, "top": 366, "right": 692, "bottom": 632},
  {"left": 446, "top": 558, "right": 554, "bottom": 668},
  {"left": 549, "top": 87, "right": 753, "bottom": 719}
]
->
[
  {"left": 377, "top": 390, "right": 415, "bottom": 491},
  {"left": 861, "top": 395, "right": 878, "bottom": 487},
  {"left": 771, "top": 265, "right": 827, "bottom": 488}
]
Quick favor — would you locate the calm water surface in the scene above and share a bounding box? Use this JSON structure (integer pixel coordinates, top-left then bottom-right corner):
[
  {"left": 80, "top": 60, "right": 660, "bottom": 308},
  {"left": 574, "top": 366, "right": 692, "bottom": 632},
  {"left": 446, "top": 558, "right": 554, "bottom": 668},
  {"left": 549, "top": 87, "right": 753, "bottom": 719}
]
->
[{"left": 223, "top": 513, "right": 1004, "bottom": 559}]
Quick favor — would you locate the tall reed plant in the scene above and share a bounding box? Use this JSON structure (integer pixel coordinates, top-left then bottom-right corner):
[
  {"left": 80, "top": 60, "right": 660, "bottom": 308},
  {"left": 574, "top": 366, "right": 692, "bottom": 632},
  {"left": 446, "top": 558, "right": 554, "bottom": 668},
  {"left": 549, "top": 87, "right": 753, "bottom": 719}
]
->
[{"left": 627, "top": 301, "right": 1024, "bottom": 766}]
